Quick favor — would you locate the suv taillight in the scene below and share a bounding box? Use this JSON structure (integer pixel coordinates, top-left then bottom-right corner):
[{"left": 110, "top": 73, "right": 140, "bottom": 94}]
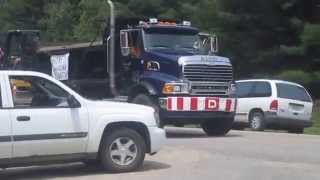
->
[{"left": 270, "top": 100, "right": 278, "bottom": 111}]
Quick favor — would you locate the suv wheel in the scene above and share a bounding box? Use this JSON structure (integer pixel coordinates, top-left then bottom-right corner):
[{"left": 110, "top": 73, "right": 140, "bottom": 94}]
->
[
  {"left": 249, "top": 111, "right": 265, "bottom": 131},
  {"left": 83, "top": 159, "right": 101, "bottom": 167},
  {"left": 132, "top": 94, "right": 164, "bottom": 128},
  {"left": 201, "top": 118, "right": 234, "bottom": 136},
  {"left": 100, "top": 128, "right": 146, "bottom": 173}
]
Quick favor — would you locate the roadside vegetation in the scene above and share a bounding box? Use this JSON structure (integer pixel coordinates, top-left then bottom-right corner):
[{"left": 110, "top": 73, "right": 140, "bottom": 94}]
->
[
  {"left": 0, "top": 0, "right": 319, "bottom": 128},
  {"left": 0, "top": 1, "right": 319, "bottom": 97},
  {"left": 305, "top": 100, "right": 320, "bottom": 135}
]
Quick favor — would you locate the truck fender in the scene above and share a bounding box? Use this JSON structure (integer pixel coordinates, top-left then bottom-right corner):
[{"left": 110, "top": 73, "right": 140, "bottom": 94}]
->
[
  {"left": 140, "top": 81, "right": 158, "bottom": 95},
  {"left": 129, "top": 81, "right": 159, "bottom": 101}
]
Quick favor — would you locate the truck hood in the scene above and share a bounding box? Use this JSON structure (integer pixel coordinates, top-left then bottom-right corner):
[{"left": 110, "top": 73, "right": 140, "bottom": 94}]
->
[
  {"left": 145, "top": 49, "right": 195, "bottom": 63},
  {"left": 145, "top": 49, "right": 231, "bottom": 65},
  {"left": 143, "top": 49, "right": 231, "bottom": 79}
]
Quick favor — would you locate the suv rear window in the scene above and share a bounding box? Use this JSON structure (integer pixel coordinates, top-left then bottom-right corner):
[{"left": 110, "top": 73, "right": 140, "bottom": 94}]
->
[{"left": 276, "top": 83, "right": 312, "bottom": 102}]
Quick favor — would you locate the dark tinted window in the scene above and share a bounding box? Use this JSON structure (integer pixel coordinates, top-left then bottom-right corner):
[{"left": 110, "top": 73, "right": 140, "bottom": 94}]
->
[
  {"left": 252, "top": 82, "right": 272, "bottom": 97},
  {"left": 236, "top": 81, "right": 271, "bottom": 98},
  {"left": 236, "top": 82, "right": 254, "bottom": 98},
  {"left": 276, "top": 83, "right": 312, "bottom": 102}
]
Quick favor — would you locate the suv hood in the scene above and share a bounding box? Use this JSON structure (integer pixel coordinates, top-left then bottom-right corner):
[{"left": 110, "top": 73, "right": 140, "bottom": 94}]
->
[{"left": 86, "top": 100, "right": 156, "bottom": 126}]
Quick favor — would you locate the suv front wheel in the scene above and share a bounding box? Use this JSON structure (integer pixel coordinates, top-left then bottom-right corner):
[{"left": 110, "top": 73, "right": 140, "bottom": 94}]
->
[{"left": 100, "top": 128, "right": 146, "bottom": 173}]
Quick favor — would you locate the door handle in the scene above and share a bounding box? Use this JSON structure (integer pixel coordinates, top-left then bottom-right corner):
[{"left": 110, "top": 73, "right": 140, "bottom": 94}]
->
[{"left": 17, "top": 116, "right": 31, "bottom": 121}]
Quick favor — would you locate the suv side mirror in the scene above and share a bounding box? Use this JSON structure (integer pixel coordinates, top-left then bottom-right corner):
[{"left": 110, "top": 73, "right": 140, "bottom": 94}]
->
[
  {"left": 210, "top": 35, "right": 219, "bottom": 53},
  {"left": 67, "top": 95, "right": 81, "bottom": 108},
  {"left": 120, "top": 30, "right": 131, "bottom": 56}
]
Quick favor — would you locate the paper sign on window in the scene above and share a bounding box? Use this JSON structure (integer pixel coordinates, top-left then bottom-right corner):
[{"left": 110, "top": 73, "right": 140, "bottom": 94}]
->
[{"left": 50, "top": 53, "right": 69, "bottom": 81}]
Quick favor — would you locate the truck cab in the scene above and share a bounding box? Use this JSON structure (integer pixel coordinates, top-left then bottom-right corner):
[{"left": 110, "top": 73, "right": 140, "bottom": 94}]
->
[
  {"left": 1, "top": 18, "right": 236, "bottom": 136},
  {"left": 112, "top": 18, "right": 236, "bottom": 135}
]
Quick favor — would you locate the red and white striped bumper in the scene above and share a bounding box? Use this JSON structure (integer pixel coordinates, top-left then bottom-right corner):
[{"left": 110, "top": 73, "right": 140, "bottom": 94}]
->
[{"left": 160, "top": 97, "right": 236, "bottom": 112}]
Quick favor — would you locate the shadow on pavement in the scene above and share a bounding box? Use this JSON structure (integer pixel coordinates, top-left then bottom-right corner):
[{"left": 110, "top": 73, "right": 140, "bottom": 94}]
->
[
  {"left": 138, "top": 160, "right": 171, "bottom": 172},
  {"left": 0, "top": 160, "right": 171, "bottom": 180},
  {"left": 165, "top": 127, "right": 242, "bottom": 139}
]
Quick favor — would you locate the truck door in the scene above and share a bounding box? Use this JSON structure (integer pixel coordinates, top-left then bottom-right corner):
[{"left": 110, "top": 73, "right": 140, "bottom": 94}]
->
[
  {"left": 119, "top": 29, "right": 142, "bottom": 59},
  {"left": 0, "top": 74, "right": 12, "bottom": 159},
  {"left": 6, "top": 75, "right": 89, "bottom": 158},
  {"left": 119, "top": 29, "right": 142, "bottom": 83}
]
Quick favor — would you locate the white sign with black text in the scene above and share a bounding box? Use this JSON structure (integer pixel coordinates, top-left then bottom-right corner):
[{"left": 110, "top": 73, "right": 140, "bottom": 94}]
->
[{"left": 50, "top": 53, "right": 69, "bottom": 81}]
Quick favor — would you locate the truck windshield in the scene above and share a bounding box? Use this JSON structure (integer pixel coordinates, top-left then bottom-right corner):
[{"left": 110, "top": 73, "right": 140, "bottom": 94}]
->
[{"left": 143, "top": 32, "right": 210, "bottom": 54}]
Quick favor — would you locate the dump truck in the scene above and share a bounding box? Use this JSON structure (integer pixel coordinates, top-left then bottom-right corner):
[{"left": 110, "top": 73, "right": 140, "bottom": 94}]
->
[{"left": 0, "top": 1, "right": 236, "bottom": 136}]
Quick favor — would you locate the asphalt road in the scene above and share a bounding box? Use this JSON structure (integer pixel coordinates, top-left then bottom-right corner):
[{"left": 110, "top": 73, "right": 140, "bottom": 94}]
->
[{"left": 1, "top": 127, "right": 320, "bottom": 180}]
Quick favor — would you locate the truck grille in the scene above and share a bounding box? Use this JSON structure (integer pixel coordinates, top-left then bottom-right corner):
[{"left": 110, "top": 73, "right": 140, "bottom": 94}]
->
[{"left": 183, "top": 64, "right": 233, "bottom": 96}]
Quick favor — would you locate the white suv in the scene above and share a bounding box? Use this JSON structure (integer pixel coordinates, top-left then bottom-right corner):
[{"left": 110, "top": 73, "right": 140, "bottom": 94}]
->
[
  {"left": 234, "top": 79, "right": 313, "bottom": 133},
  {"left": 0, "top": 71, "right": 165, "bottom": 172}
]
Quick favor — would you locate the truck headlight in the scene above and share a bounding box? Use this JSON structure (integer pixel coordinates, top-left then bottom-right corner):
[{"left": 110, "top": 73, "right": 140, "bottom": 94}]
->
[{"left": 162, "top": 82, "right": 189, "bottom": 94}]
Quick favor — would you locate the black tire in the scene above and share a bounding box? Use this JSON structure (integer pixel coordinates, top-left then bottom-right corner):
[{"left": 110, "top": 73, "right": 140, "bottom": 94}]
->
[
  {"left": 132, "top": 94, "right": 164, "bottom": 128},
  {"left": 249, "top": 111, "right": 265, "bottom": 131},
  {"left": 288, "top": 128, "right": 304, "bottom": 134},
  {"left": 99, "top": 128, "right": 146, "bottom": 173},
  {"left": 201, "top": 118, "right": 234, "bottom": 136},
  {"left": 232, "top": 122, "right": 246, "bottom": 130},
  {"left": 83, "top": 159, "right": 101, "bottom": 168}
]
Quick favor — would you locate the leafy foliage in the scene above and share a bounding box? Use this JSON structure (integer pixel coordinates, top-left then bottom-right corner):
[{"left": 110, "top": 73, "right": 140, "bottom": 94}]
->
[
  {"left": 0, "top": 0, "right": 319, "bottom": 96},
  {"left": 275, "top": 70, "right": 313, "bottom": 85},
  {"left": 40, "top": 1, "right": 79, "bottom": 42}
]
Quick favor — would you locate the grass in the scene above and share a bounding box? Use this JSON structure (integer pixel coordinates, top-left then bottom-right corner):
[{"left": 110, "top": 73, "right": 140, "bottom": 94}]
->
[{"left": 305, "top": 100, "right": 320, "bottom": 135}]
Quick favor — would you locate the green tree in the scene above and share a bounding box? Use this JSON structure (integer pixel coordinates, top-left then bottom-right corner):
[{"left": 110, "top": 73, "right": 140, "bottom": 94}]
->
[
  {"left": 301, "top": 23, "right": 320, "bottom": 67},
  {"left": 40, "top": 0, "right": 80, "bottom": 42},
  {"left": 213, "top": 0, "right": 305, "bottom": 78},
  {"left": 72, "top": 0, "right": 110, "bottom": 41},
  {"left": 0, "top": 0, "right": 45, "bottom": 31}
]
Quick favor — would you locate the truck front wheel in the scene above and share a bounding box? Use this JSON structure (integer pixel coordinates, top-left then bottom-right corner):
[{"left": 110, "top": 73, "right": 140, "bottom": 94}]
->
[
  {"left": 100, "top": 128, "right": 146, "bottom": 173},
  {"left": 132, "top": 94, "right": 164, "bottom": 128},
  {"left": 201, "top": 118, "right": 234, "bottom": 136}
]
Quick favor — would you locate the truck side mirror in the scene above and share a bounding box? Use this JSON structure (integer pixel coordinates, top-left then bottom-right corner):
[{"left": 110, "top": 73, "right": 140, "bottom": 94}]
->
[
  {"left": 120, "top": 31, "right": 131, "bottom": 56},
  {"left": 210, "top": 35, "right": 219, "bottom": 53}
]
